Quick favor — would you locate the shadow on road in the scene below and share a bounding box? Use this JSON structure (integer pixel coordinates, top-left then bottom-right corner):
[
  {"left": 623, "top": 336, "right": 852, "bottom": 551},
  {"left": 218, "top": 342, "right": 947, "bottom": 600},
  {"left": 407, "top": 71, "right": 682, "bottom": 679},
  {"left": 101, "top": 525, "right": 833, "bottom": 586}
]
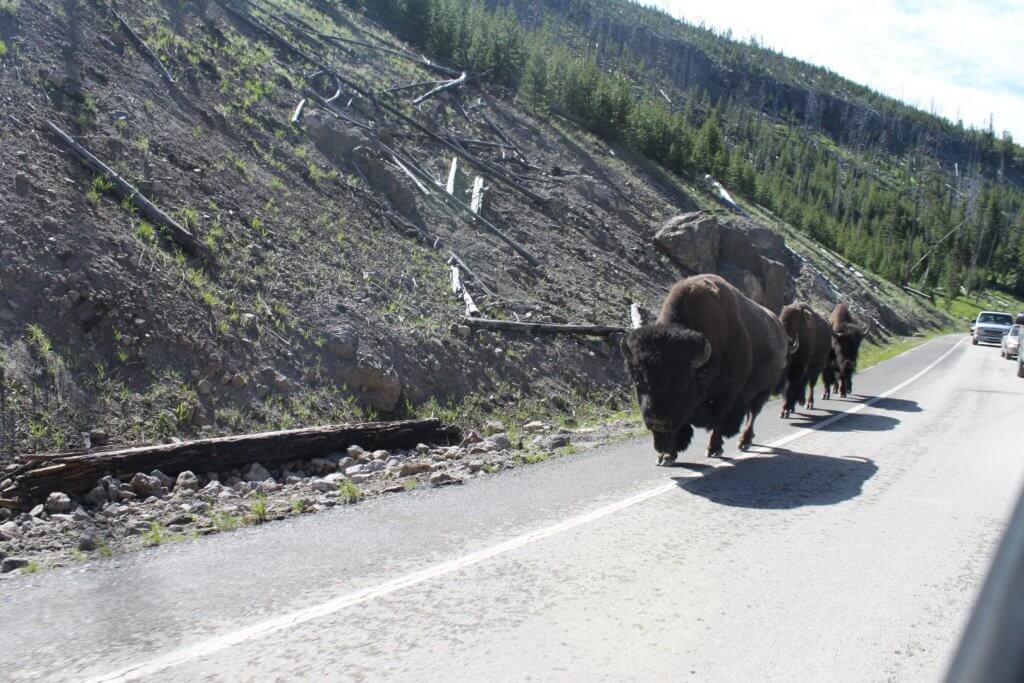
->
[
  {"left": 674, "top": 448, "right": 878, "bottom": 509},
  {"left": 871, "top": 397, "right": 922, "bottom": 412},
  {"left": 788, "top": 410, "right": 900, "bottom": 432}
]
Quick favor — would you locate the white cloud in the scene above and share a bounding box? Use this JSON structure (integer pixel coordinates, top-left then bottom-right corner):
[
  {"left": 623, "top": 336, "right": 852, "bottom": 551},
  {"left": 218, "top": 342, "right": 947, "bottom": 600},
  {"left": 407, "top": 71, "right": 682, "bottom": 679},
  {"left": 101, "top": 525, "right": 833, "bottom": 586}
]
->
[{"left": 646, "top": 0, "right": 1024, "bottom": 140}]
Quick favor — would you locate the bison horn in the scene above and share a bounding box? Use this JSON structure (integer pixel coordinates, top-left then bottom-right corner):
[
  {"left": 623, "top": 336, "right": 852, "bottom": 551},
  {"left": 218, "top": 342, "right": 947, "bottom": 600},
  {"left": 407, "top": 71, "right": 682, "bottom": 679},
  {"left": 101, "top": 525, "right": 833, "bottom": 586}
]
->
[
  {"left": 856, "top": 322, "right": 870, "bottom": 336},
  {"left": 691, "top": 338, "right": 712, "bottom": 369},
  {"left": 788, "top": 336, "right": 800, "bottom": 355}
]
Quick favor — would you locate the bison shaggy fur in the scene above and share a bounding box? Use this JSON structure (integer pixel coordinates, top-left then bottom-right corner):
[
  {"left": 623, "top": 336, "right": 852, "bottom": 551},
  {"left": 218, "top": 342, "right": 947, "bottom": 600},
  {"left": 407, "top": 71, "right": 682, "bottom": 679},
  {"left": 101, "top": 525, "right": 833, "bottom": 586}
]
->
[{"left": 621, "top": 274, "right": 789, "bottom": 463}]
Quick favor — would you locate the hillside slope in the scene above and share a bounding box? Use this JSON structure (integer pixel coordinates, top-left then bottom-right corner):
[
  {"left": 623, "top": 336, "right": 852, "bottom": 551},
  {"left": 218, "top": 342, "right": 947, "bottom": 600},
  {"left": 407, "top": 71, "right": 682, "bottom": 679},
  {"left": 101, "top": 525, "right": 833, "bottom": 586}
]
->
[{"left": 0, "top": 0, "right": 950, "bottom": 460}]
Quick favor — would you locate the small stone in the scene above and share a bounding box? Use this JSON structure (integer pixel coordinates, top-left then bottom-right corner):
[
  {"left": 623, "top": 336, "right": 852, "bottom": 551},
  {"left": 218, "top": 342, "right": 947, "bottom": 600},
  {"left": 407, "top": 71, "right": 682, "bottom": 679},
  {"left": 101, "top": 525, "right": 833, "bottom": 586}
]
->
[
  {"left": 230, "top": 374, "right": 247, "bottom": 388},
  {"left": 88, "top": 428, "right": 109, "bottom": 446},
  {"left": 452, "top": 324, "right": 471, "bottom": 339},
  {"left": 482, "top": 420, "right": 505, "bottom": 436},
  {"left": 78, "top": 533, "right": 98, "bottom": 552},
  {"left": 45, "top": 492, "right": 73, "bottom": 514},
  {"left": 399, "top": 460, "right": 432, "bottom": 476},
  {"left": 1, "top": 558, "right": 29, "bottom": 573},
  {"left": 29, "top": 504, "right": 46, "bottom": 518},
  {"left": 468, "top": 460, "right": 485, "bottom": 473},
  {"left": 346, "top": 445, "right": 365, "bottom": 459},
  {"left": 345, "top": 464, "right": 365, "bottom": 476},
  {"left": 72, "top": 507, "right": 90, "bottom": 522},
  {"left": 243, "top": 462, "right": 273, "bottom": 483},
  {"left": 483, "top": 433, "right": 513, "bottom": 451},
  {"left": 309, "top": 458, "right": 337, "bottom": 474},
  {"left": 41, "top": 215, "right": 60, "bottom": 231},
  {"left": 167, "top": 525, "right": 185, "bottom": 533},
  {"left": 523, "top": 421, "right": 547, "bottom": 433},
  {"left": 131, "top": 472, "right": 163, "bottom": 498},
  {"left": 460, "top": 430, "right": 483, "bottom": 447},
  {"left": 543, "top": 434, "right": 571, "bottom": 449},
  {"left": 175, "top": 471, "right": 200, "bottom": 491},
  {"left": 150, "top": 470, "right": 173, "bottom": 489},
  {"left": 334, "top": 457, "right": 355, "bottom": 470},
  {"left": 372, "top": 449, "right": 391, "bottom": 460},
  {"left": 196, "top": 379, "right": 213, "bottom": 395},
  {"left": 429, "top": 471, "right": 459, "bottom": 486},
  {"left": 310, "top": 478, "right": 335, "bottom": 492}
]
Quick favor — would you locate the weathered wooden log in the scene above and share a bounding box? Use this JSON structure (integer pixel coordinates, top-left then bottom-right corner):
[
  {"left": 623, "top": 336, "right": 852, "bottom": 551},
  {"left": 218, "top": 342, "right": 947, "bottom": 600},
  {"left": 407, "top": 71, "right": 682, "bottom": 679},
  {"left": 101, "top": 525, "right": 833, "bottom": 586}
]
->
[
  {"left": 381, "top": 80, "right": 446, "bottom": 95},
  {"left": 112, "top": 7, "right": 176, "bottom": 88},
  {"left": 463, "top": 317, "right": 625, "bottom": 337},
  {"left": 44, "top": 119, "right": 212, "bottom": 261},
  {"left": 11, "top": 419, "right": 460, "bottom": 504},
  {"left": 291, "top": 98, "right": 307, "bottom": 123},
  {"left": 446, "top": 156, "right": 459, "bottom": 195},
  {"left": 470, "top": 176, "right": 485, "bottom": 214},
  {"left": 413, "top": 72, "right": 467, "bottom": 105}
]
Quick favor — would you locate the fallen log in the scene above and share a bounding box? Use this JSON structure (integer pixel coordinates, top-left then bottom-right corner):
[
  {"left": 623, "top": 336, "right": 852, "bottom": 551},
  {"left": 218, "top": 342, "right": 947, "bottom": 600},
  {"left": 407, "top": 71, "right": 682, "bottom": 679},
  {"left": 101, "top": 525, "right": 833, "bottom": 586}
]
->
[
  {"left": 9, "top": 419, "right": 459, "bottom": 505},
  {"left": 413, "top": 72, "right": 467, "bottom": 105},
  {"left": 463, "top": 317, "right": 625, "bottom": 337},
  {"left": 112, "top": 7, "right": 176, "bottom": 88},
  {"left": 43, "top": 119, "right": 212, "bottom": 261}
]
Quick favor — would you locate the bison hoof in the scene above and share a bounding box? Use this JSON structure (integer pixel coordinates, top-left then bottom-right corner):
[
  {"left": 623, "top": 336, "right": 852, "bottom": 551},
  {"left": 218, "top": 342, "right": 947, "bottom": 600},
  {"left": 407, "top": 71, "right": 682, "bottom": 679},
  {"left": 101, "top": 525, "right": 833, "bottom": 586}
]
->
[
  {"left": 657, "top": 453, "right": 677, "bottom": 467},
  {"left": 706, "top": 447, "right": 723, "bottom": 458}
]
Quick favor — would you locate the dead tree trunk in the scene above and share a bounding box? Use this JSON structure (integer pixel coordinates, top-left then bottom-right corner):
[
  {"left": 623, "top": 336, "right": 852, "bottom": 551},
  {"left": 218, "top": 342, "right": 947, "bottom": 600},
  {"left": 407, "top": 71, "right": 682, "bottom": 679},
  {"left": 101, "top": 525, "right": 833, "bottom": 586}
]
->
[
  {"left": 463, "top": 318, "right": 624, "bottom": 337},
  {"left": 44, "top": 119, "right": 212, "bottom": 261},
  {"left": 8, "top": 419, "right": 459, "bottom": 505}
]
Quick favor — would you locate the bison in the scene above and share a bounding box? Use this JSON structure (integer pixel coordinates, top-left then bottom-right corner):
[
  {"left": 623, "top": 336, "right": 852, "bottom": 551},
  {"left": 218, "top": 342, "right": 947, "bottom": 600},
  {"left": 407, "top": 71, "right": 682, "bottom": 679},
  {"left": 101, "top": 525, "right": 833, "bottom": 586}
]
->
[
  {"left": 779, "top": 303, "right": 833, "bottom": 418},
  {"left": 823, "top": 303, "right": 869, "bottom": 399},
  {"left": 621, "top": 274, "right": 789, "bottom": 464}
]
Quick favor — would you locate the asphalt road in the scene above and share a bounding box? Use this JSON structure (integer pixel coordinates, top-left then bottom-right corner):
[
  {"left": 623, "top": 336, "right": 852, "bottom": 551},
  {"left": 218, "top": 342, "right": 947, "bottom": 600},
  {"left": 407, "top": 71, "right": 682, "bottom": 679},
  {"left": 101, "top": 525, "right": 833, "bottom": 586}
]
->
[{"left": 3, "top": 334, "right": 1023, "bottom": 682}]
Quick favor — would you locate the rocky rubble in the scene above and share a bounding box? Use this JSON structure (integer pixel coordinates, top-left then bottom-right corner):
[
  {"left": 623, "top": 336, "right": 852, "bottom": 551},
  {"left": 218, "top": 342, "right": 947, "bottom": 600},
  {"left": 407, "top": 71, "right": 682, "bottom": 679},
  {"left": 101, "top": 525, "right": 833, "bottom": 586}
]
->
[{"left": 0, "top": 419, "right": 635, "bottom": 578}]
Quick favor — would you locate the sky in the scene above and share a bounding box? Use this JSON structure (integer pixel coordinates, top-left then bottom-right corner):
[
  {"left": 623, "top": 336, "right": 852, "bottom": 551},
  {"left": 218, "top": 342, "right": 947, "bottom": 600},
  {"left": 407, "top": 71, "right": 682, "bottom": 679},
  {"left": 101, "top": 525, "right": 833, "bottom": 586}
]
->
[{"left": 645, "top": 0, "right": 1024, "bottom": 140}]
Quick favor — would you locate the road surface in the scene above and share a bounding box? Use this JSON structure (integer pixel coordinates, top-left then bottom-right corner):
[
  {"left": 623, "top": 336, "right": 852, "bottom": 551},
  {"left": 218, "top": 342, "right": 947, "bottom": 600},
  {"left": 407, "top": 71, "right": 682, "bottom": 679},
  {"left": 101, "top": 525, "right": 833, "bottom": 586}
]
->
[{"left": 2, "top": 334, "right": 1023, "bottom": 682}]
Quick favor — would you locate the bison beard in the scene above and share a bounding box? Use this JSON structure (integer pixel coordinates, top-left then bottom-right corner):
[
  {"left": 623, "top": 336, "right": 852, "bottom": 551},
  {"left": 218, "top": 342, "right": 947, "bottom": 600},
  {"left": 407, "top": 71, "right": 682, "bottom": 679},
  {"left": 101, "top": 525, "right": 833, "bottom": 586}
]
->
[{"left": 622, "top": 274, "right": 788, "bottom": 464}]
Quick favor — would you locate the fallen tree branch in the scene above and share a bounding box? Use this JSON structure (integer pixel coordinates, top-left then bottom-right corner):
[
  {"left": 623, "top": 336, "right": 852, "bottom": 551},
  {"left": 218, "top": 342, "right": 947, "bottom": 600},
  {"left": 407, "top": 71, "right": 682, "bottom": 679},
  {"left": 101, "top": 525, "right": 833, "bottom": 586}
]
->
[
  {"left": 383, "top": 143, "right": 540, "bottom": 267},
  {"left": 380, "top": 79, "right": 446, "bottom": 95},
  {"left": 463, "top": 317, "right": 625, "bottom": 337},
  {"left": 447, "top": 253, "right": 494, "bottom": 297},
  {"left": 221, "top": 0, "right": 549, "bottom": 209},
  {"left": 111, "top": 6, "right": 176, "bottom": 88},
  {"left": 8, "top": 419, "right": 459, "bottom": 505},
  {"left": 43, "top": 119, "right": 212, "bottom": 261},
  {"left": 413, "top": 72, "right": 467, "bottom": 105}
]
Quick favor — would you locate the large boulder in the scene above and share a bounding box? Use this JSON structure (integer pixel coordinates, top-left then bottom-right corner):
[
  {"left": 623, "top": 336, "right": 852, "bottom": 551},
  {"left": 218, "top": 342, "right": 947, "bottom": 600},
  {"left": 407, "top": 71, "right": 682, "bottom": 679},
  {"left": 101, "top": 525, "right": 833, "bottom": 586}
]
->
[
  {"left": 761, "top": 259, "right": 789, "bottom": 314},
  {"left": 718, "top": 225, "right": 764, "bottom": 276},
  {"left": 719, "top": 263, "right": 765, "bottom": 306},
  {"left": 655, "top": 212, "right": 720, "bottom": 274}
]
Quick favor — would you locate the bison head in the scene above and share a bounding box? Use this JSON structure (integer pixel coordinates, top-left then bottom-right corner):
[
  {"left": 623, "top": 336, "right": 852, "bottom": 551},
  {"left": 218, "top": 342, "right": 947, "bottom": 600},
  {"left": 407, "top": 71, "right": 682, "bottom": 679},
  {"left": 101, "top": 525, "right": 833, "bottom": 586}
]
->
[{"left": 621, "top": 323, "right": 712, "bottom": 454}]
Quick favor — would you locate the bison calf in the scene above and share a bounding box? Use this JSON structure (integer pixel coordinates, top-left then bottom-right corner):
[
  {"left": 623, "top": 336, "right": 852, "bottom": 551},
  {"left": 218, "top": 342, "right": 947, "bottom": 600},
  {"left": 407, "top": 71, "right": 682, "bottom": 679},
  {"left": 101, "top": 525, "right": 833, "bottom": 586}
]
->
[
  {"left": 621, "top": 274, "right": 788, "bottom": 464},
  {"left": 779, "top": 303, "right": 833, "bottom": 418}
]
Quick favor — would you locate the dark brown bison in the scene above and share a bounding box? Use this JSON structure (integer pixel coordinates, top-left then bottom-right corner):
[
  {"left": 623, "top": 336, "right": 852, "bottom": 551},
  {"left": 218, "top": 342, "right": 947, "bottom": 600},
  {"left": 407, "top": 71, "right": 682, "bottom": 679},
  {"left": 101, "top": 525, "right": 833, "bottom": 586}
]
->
[
  {"left": 823, "top": 303, "right": 869, "bottom": 399},
  {"left": 621, "top": 274, "right": 789, "bottom": 464},
  {"left": 779, "top": 303, "right": 833, "bottom": 418}
]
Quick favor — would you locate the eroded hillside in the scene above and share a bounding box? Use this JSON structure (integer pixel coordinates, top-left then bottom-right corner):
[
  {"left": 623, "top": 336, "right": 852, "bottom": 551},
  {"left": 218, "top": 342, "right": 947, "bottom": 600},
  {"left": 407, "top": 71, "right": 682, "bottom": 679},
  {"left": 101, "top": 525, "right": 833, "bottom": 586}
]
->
[{"left": 0, "top": 0, "right": 951, "bottom": 460}]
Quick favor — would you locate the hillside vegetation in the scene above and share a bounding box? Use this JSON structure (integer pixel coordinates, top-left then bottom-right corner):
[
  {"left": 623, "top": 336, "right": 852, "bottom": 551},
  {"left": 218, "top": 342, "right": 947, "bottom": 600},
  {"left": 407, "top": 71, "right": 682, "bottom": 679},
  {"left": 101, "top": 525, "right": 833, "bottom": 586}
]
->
[
  {"left": 368, "top": 0, "right": 1024, "bottom": 297},
  {"left": 0, "top": 0, "right": 992, "bottom": 461}
]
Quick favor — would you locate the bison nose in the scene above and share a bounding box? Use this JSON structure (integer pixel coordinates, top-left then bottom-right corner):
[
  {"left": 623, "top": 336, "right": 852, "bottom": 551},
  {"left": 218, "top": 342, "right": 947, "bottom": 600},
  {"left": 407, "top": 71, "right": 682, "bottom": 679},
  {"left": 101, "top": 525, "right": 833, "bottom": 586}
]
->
[{"left": 645, "top": 415, "right": 672, "bottom": 432}]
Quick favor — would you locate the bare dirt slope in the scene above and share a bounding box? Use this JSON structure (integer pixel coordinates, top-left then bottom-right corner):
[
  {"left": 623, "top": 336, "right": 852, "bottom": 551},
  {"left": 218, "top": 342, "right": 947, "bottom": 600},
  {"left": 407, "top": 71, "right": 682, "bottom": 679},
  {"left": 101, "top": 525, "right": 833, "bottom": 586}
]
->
[{"left": 0, "top": 0, "right": 950, "bottom": 458}]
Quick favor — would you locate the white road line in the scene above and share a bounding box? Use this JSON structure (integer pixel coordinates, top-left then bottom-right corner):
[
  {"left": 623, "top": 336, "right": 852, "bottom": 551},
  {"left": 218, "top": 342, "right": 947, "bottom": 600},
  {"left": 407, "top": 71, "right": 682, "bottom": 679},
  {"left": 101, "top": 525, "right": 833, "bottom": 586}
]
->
[{"left": 84, "top": 337, "right": 966, "bottom": 683}]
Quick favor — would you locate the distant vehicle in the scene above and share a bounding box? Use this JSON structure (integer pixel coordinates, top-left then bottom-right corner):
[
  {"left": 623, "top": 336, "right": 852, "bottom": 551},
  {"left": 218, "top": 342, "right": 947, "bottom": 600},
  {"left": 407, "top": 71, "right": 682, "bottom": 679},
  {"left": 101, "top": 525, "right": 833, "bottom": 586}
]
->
[
  {"left": 972, "top": 311, "right": 1013, "bottom": 346},
  {"left": 1001, "top": 325, "right": 1021, "bottom": 359}
]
